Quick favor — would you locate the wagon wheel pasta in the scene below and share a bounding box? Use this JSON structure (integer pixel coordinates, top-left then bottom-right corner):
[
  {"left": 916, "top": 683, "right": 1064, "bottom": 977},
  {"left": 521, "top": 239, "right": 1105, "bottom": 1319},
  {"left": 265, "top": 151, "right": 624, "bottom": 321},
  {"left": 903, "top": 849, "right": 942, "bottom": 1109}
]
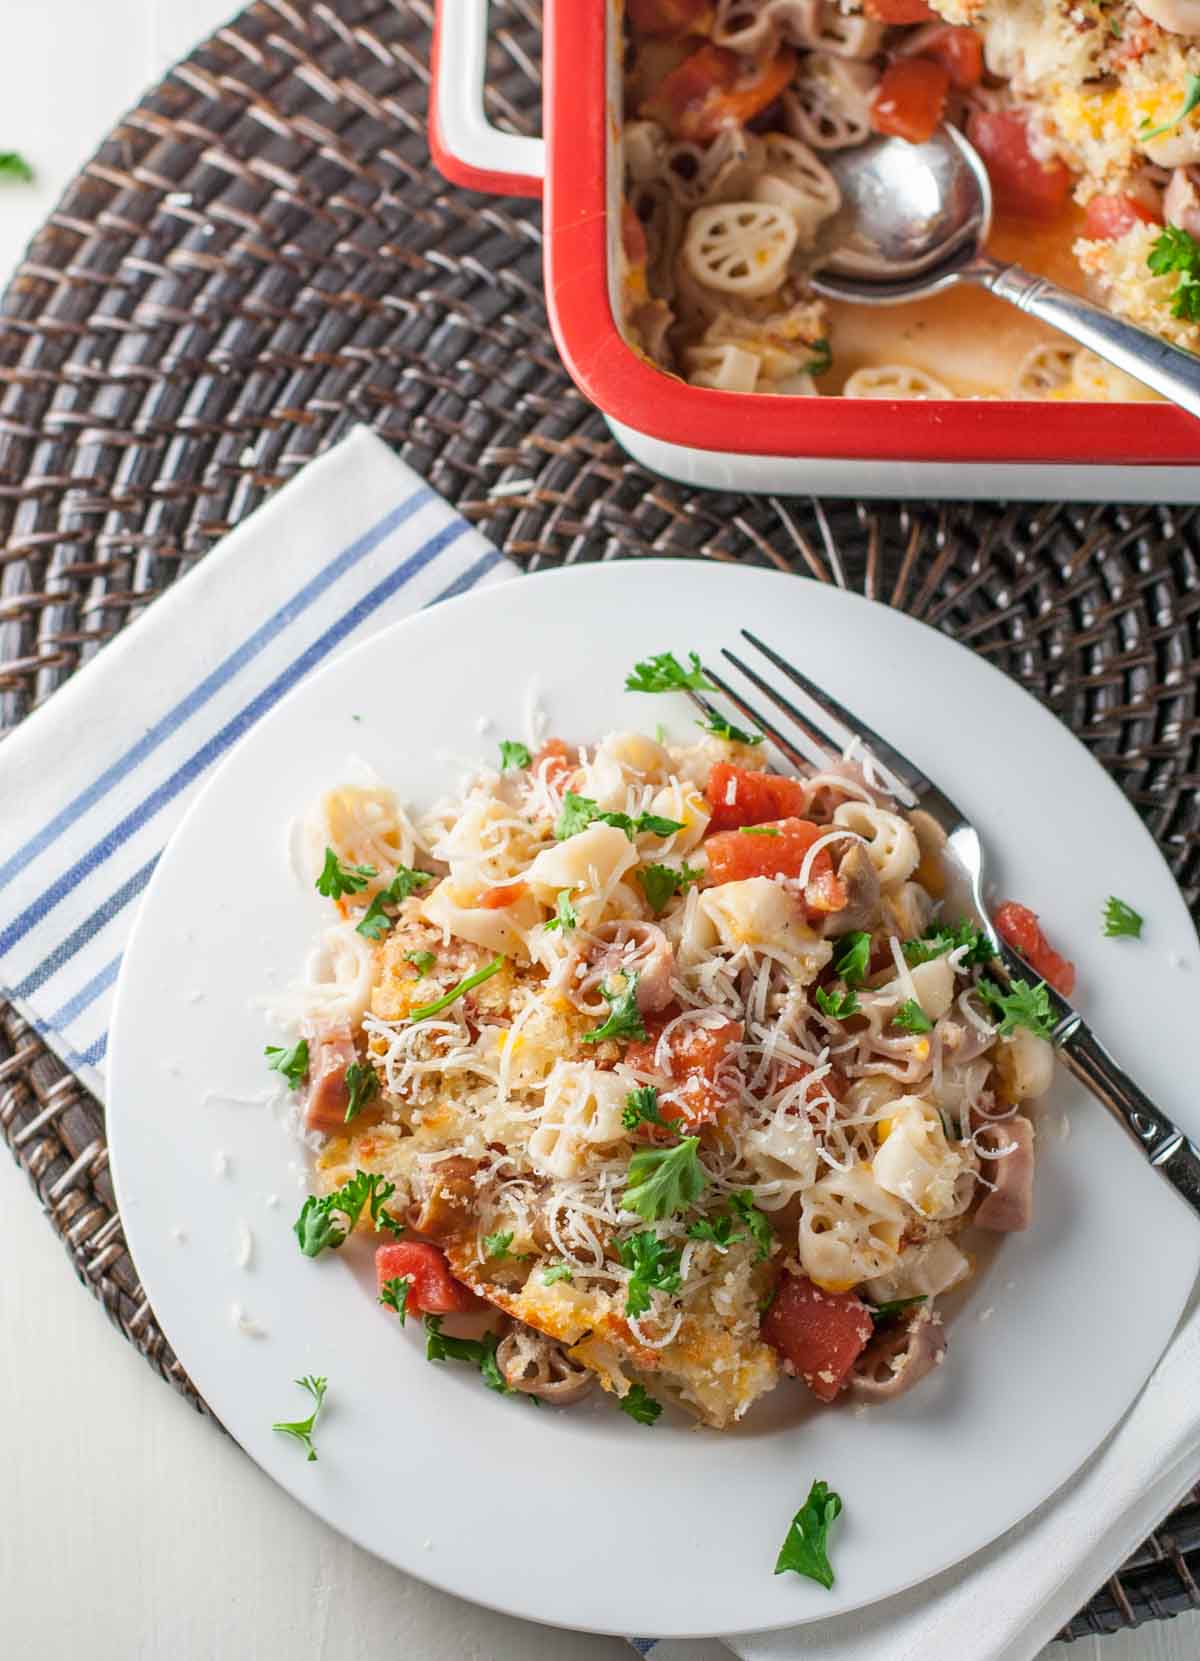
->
[
  {"left": 620, "top": 0, "right": 1200, "bottom": 400},
  {"left": 274, "top": 657, "right": 1069, "bottom": 1428}
]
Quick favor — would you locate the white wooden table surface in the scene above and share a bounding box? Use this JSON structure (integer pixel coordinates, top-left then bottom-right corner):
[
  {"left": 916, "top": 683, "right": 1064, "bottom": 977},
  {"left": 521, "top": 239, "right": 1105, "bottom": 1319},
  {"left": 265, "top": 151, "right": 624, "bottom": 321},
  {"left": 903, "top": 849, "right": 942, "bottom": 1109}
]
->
[{"left": 1, "top": 6, "right": 1197, "bottom": 1658}]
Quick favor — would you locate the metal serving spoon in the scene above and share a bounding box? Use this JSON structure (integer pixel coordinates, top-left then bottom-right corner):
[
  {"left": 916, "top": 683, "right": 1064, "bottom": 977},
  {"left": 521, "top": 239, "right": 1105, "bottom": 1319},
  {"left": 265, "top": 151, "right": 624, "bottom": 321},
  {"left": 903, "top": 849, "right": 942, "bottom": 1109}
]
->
[{"left": 809, "top": 124, "right": 1200, "bottom": 418}]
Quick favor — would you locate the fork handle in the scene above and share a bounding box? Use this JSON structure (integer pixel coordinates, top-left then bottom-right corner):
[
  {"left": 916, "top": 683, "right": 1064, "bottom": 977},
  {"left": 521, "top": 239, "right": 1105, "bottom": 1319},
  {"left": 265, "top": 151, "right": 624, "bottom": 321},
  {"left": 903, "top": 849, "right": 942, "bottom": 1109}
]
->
[{"left": 1054, "top": 1016, "right": 1200, "bottom": 1218}]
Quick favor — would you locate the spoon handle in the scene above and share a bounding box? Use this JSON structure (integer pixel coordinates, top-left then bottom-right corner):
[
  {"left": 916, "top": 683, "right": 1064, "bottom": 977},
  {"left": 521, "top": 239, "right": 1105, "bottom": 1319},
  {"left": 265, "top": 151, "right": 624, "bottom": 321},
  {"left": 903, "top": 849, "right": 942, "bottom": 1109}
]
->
[{"left": 966, "top": 253, "right": 1200, "bottom": 418}]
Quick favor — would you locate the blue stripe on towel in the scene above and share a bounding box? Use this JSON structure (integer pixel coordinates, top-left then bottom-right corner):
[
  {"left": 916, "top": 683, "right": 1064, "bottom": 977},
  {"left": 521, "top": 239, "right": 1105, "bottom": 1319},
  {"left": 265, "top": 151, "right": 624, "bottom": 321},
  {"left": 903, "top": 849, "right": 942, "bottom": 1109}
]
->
[
  {"left": 40, "top": 954, "right": 123, "bottom": 1032},
  {"left": 10, "top": 856, "right": 162, "bottom": 1000},
  {"left": 0, "top": 486, "right": 435, "bottom": 895},
  {"left": 0, "top": 518, "right": 471, "bottom": 964}
]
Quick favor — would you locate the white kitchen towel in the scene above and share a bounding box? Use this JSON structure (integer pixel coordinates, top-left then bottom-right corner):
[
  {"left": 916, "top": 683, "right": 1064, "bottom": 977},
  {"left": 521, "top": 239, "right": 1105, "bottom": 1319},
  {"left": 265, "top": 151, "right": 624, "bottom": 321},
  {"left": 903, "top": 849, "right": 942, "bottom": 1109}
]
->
[
  {"left": 634, "top": 1294, "right": 1200, "bottom": 1661},
  {"left": 0, "top": 427, "right": 514, "bottom": 1100},
  {"left": 2, "top": 424, "right": 1195, "bottom": 1661}
]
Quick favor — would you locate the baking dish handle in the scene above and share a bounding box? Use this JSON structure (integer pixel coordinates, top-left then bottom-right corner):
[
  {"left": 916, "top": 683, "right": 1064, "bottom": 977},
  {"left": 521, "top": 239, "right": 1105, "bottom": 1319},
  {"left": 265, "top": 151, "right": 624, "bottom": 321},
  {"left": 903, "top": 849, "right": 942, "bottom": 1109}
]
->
[{"left": 430, "top": 0, "right": 546, "bottom": 198}]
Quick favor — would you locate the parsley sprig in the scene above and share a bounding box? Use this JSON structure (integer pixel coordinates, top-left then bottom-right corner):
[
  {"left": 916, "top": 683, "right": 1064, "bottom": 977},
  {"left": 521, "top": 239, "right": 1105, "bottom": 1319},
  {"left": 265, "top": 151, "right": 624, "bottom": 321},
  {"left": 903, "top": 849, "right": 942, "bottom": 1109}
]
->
[
  {"left": 356, "top": 866, "right": 433, "bottom": 939},
  {"left": 265, "top": 1038, "right": 309, "bottom": 1088},
  {"left": 343, "top": 1059, "right": 379, "bottom": 1123},
  {"left": 775, "top": 1480, "right": 843, "bottom": 1589},
  {"left": 543, "top": 889, "right": 579, "bottom": 933},
  {"left": 618, "top": 1231, "right": 683, "bottom": 1317},
  {"left": 406, "top": 949, "right": 437, "bottom": 975},
  {"left": 424, "top": 1316, "right": 511, "bottom": 1395},
  {"left": 554, "top": 792, "right": 684, "bottom": 843},
  {"left": 1140, "top": 74, "right": 1200, "bottom": 142},
  {"left": 622, "top": 1084, "right": 670, "bottom": 1132},
  {"left": 903, "top": 918, "right": 994, "bottom": 967},
  {"left": 272, "top": 1375, "right": 328, "bottom": 1462},
  {"left": 697, "top": 713, "right": 764, "bottom": 746},
  {"left": 1148, "top": 225, "right": 1200, "bottom": 321},
  {"left": 815, "top": 985, "right": 859, "bottom": 1021},
  {"left": 619, "top": 1383, "right": 663, "bottom": 1424},
  {"left": 482, "top": 1230, "right": 513, "bottom": 1259},
  {"left": 499, "top": 739, "right": 532, "bottom": 770},
  {"left": 893, "top": 998, "right": 933, "bottom": 1035},
  {"left": 379, "top": 1276, "right": 412, "bottom": 1325},
  {"left": 293, "top": 1170, "right": 405, "bottom": 1257},
  {"left": 0, "top": 153, "right": 34, "bottom": 183},
  {"left": 625, "top": 651, "right": 715, "bottom": 694},
  {"left": 581, "top": 975, "right": 648, "bottom": 1045},
  {"left": 623, "top": 1136, "right": 707, "bottom": 1220},
  {"left": 639, "top": 861, "right": 703, "bottom": 915},
  {"left": 869, "top": 1294, "right": 927, "bottom": 1325},
  {"left": 687, "top": 1191, "right": 771, "bottom": 1258},
  {"left": 315, "top": 846, "right": 376, "bottom": 900},
  {"left": 409, "top": 956, "right": 505, "bottom": 1022},
  {"left": 979, "top": 976, "right": 1056, "bottom": 1040},
  {"left": 833, "top": 931, "right": 871, "bottom": 986},
  {"left": 1103, "top": 895, "right": 1144, "bottom": 939}
]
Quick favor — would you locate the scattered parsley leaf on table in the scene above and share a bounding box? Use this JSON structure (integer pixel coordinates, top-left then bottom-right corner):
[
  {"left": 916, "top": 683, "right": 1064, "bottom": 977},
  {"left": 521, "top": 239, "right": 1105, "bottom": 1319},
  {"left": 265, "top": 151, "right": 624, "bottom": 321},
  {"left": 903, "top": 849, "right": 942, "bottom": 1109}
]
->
[
  {"left": 1103, "top": 896, "right": 1144, "bottom": 939},
  {"left": 378, "top": 1276, "right": 412, "bottom": 1325},
  {"left": 0, "top": 152, "right": 34, "bottom": 183},
  {"left": 499, "top": 739, "right": 532, "bottom": 771},
  {"left": 625, "top": 651, "right": 715, "bottom": 694},
  {"left": 775, "top": 1479, "right": 843, "bottom": 1589},
  {"left": 272, "top": 1375, "right": 328, "bottom": 1462}
]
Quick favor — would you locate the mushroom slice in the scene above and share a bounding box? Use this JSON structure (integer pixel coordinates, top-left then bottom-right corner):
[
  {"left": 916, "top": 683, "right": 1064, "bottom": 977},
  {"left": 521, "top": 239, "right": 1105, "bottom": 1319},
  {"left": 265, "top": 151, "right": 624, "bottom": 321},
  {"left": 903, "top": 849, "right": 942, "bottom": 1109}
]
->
[
  {"left": 849, "top": 1305, "right": 946, "bottom": 1403},
  {"left": 495, "top": 1321, "right": 596, "bottom": 1404},
  {"left": 820, "top": 841, "right": 881, "bottom": 938}
]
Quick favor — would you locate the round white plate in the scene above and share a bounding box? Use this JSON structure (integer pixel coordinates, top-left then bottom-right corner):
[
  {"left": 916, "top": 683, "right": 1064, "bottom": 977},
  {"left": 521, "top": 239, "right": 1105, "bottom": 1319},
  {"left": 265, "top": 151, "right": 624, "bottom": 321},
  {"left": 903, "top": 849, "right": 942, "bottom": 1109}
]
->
[{"left": 108, "top": 560, "right": 1200, "bottom": 1639}]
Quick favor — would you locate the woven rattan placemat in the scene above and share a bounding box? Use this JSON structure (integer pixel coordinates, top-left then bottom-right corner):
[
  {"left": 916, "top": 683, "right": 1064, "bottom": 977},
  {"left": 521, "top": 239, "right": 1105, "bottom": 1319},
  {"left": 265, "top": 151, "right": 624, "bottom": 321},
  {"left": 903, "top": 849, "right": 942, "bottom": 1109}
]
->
[{"left": 1, "top": 0, "right": 1198, "bottom": 1640}]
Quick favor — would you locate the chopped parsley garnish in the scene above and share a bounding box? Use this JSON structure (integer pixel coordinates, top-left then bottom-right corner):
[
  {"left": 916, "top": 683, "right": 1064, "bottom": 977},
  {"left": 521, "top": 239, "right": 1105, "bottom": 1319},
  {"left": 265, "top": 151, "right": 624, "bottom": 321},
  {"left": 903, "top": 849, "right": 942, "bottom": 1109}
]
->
[
  {"left": 265, "top": 1038, "right": 309, "bottom": 1089},
  {"left": 482, "top": 1230, "right": 513, "bottom": 1259},
  {"left": 409, "top": 956, "right": 505, "bottom": 1022},
  {"left": 639, "top": 861, "right": 703, "bottom": 915},
  {"left": 618, "top": 1231, "right": 683, "bottom": 1317},
  {"left": 740, "top": 825, "right": 780, "bottom": 836},
  {"left": 293, "top": 1170, "right": 404, "bottom": 1257},
  {"left": 729, "top": 1190, "right": 773, "bottom": 1260},
  {"left": 1147, "top": 225, "right": 1200, "bottom": 321},
  {"left": 543, "top": 889, "right": 579, "bottom": 933},
  {"left": 272, "top": 1374, "right": 327, "bottom": 1463},
  {"left": 619, "top": 1382, "right": 663, "bottom": 1424},
  {"left": 688, "top": 1213, "right": 744, "bottom": 1249},
  {"left": 554, "top": 793, "right": 684, "bottom": 842},
  {"left": 581, "top": 975, "right": 648, "bottom": 1045},
  {"left": 869, "top": 1294, "right": 927, "bottom": 1325},
  {"left": 903, "top": 917, "right": 994, "bottom": 967},
  {"left": 379, "top": 1275, "right": 412, "bottom": 1325},
  {"left": 979, "top": 976, "right": 1056, "bottom": 1040},
  {"left": 697, "top": 713, "right": 764, "bottom": 746},
  {"left": 833, "top": 931, "right": 871, "bottom": 986},
  {"left": 622, "top": 1084, "right": 670, "bottom": 1132},
  {"left": 424, "top": 1316, "right": 511, "bottom": 1395},
  {"left": 343, "top": 1060, "right": 379, "bottom": 1123},
  {"left": 775, "top": 1480, "right": 843, "bottom": 1589},
  {"left": 406, "top": 949, "right": 437, "bottom": 975},
  {"left": 1103, "top": 896, "right": 1144, "bottom": 939},
  {"left": 1140, "top": 74, "right": 1200, "bottom": 142},
  {"left": 893, "top": 999, "right": 933, "bottom": 1035},
  {"left": 804, "top": 338, "right": 833, "bottom": 377},
  {"left": 623, "top": 1135, "right": 707, "bottom": 1221},
  {"left": 315, "top": 846, "right": 377, "bottom": 900},
  {"left": 542, "top": 1263, "right": 575, "bottom": 1286},
  {"left": 0, "top": 153, "right": 34, "bottom": 184},
  {"left": 815, "top": 985, "right": 860, "bottom": 1020},
  {"left": 625, "top": 650, "right": 715, "bottom": 694},
  {"left": 499, "top": 739, "right": 532, "bottom": 770},
  {"left": 355, "top": 866, "right": 433, "bottom": 939}
]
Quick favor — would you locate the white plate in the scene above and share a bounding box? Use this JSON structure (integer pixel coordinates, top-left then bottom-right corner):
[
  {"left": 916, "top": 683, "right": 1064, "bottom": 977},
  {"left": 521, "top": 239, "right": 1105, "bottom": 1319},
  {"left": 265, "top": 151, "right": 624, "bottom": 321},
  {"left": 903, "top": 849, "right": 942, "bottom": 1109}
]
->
[{"left": 108, "top": 561, "right": 1200, "bottom": 1639}]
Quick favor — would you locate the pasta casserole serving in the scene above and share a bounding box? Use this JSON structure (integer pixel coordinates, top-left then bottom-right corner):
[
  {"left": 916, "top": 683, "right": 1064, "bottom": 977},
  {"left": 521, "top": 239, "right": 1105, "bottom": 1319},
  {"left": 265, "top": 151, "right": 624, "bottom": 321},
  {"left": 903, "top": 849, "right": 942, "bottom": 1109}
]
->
[
  {"left": 267, "top": 650, "right": 1070, "bottom": 1429},
  {"left": 619, "top": 0, "right": 1200, "bottom": 400}
]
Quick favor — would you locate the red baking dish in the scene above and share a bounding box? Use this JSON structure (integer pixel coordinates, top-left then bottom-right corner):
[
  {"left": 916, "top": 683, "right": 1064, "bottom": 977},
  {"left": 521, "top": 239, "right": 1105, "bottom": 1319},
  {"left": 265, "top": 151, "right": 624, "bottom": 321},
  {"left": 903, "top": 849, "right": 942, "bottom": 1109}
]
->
[{"left": 430, "top": 0, "right": 1200, "bottom": 499}]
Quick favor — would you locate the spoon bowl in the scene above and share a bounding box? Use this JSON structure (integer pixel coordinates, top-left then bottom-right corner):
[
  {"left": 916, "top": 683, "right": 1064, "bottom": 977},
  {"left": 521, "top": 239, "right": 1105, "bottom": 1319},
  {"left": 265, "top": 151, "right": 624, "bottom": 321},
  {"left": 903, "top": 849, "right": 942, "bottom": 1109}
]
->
[{"left": 806, "top": 123, "right": 1200, "bottom": 418}]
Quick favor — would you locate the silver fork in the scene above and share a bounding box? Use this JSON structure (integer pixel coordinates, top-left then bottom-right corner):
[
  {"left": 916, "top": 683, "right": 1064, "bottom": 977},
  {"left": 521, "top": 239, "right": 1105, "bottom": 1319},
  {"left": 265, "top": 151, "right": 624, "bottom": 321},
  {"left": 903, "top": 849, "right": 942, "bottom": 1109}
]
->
[{"left": 691, "top": 628, "right": 1200, "bottom": 1222}]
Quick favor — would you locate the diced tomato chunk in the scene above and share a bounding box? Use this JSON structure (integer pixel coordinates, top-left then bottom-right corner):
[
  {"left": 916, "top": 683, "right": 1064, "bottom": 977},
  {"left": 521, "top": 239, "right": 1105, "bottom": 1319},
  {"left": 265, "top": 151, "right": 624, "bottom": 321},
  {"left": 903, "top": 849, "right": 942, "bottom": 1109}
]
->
[
  {"left": 864, "top": 0, "right": 936, "bottom": 17},
  {"left": 641, "top": 42, "right": 796, "bottom": 142},
  {"left": 1083, "top": 191, "right": 1162, "bottom": 240},
  {"left": 871, "top": 58, "right": 950, "bottom": 146},
  {"left": 706, "top": 762, "right": 810, "bottom": 831},
  {"left": 763, "top": 1272, "right": 873, "bottom": 1402},
  {"left": 626, "top": 1011, "right": 743, "bottom": 1128},
  {"left": 303, "top": 1025, "right": 356, "bottom": 1134},
  {"left": 627, "top": 0, "right": 712, "bottom": 37},
  {"left": 375, "top": 1242, "right": 482, "bottom": 1315},
  {"left": 966, "top": 109, "right": 1072, "bottom": 220},
  {"left": 480, "top": 882, "right": 529, "bottom": 910},
  {"left": 704, "top": 816, "right": 827, "bottom": 884},
  {"left": 914, "top": 26, "right": 983, "bottom": 90},
  {"left": 993, "top": 901, "right": 1076, "bottom": 998}
]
